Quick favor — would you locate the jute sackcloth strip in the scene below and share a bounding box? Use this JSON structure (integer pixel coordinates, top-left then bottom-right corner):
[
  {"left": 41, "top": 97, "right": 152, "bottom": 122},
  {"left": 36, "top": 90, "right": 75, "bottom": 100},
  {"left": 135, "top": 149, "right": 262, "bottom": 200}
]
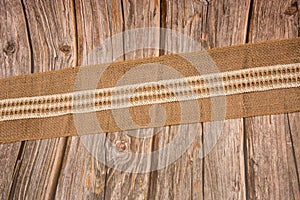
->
[{"left": 0, "top": 38, "right": 299, "bottom": 143}]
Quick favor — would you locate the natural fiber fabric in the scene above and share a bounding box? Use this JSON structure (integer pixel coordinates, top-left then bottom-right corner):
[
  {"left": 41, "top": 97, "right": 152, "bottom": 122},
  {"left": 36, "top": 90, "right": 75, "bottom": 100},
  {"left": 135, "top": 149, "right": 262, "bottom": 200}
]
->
[{"left": 0, "top": 38, "right": 299, "bottom": 143}]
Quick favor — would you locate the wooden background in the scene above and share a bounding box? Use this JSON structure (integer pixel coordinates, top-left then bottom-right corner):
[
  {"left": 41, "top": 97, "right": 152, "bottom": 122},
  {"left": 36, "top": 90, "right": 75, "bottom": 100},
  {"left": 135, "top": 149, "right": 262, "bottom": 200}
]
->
[{"left": 0, "top": 0, "right": 299, "bottom": 199}]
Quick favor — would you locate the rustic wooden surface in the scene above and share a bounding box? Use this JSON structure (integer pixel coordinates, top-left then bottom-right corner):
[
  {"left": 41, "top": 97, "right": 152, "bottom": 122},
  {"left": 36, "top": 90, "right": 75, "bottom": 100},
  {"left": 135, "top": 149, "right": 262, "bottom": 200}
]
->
[
  {"left": 0, "top": 1, "right": 30, "bottom": 199},
  {"left": 0, "top": 0, "right": 299, "bottom": 199},
  {"left": 245, "top": 0, "right": 300, "bottom": 199}
]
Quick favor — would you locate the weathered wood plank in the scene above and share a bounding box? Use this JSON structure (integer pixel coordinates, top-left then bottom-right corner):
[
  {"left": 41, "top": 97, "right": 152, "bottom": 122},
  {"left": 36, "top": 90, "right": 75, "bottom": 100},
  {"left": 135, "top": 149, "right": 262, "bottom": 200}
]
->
[
  {"left": 0, "top": 1, "right": 31, "bottom": 199},
  {"left": 204, "top": 0, "right": 251, "bottom": 48},
  {"left": 55, "top": 0, "right": 113, "bottom": 199},
  {"left": 0, "top": 0, "right": 31, "bottom": 77},
  {"left": 286, "top": 112, "right": 300, "bottom": 198},
  {"left": 104, "top": 129, "right": 154, "bottom": 200},
  {"left": 287, "top": 112, "right": 300, "bottom": 181},
  {"left": 55, "top": 1, "right": 159, "bottom": 199},
  {"left": 122, "top": 0, "right": 160, "bottom": 58},
  {"left": 56, "top": 1, "right": 161, "bottom": 199},
  {"left": 149, "top": 124, "right": 203, "bottom": 200},
  {"left": 55, "top": 135, "right": 107, "bottom": 199},
  {"left": 104, "top": 1, "right": 160, "bottom": 199},
  {"left": 286, "top": 112, "right": 300, "bottom": 196},
  {"left": 149, "top": 1, "right": 206, "bottom": 199},
  {"left": 149, "top": 0, "right": 249, "bottom": 199},
  {"left": 0, "top": 1, "right": 299, "bottom": 199},
  {"left": 202, "top": 0, "right": 250, "bottom": 199},
  {"left": 203, "top": 119, "right": 245, "bottom": 200},
  {"left": 6, "top": 0, "right": 77, "bottom": 199},
  {"left": 248, "top": 0, "right": 298, "bottom": 41},
  {"left": 246, "top": 0, "right": 300, "bottom": 199},
  {"left": 245, "top": 115, "right": 300, "bottom": 199}
]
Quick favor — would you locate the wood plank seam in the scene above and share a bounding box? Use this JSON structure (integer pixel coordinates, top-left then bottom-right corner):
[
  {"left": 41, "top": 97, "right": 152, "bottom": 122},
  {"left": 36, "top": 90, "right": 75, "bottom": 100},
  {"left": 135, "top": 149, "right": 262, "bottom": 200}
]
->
[{"left": 287, "top": 111, "right": 300, "bottom": 191}]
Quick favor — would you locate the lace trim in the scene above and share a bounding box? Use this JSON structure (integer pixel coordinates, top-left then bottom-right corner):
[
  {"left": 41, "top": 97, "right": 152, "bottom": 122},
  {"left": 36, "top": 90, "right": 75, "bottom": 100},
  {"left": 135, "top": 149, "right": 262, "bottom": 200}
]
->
[{"left": 0, "top": 63, "right": 299, "bottom": 121}]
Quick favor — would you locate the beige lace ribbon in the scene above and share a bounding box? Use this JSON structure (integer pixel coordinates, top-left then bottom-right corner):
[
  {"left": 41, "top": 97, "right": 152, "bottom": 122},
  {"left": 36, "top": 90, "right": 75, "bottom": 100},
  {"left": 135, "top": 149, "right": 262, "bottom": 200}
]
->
[{"left": 0, "top": 38, "right": 299, "bottom": 143}]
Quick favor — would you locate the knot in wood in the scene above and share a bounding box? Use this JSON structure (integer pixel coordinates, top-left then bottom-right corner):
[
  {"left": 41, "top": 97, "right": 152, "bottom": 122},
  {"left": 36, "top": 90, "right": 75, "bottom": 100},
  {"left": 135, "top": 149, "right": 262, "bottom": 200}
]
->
[
  {"left": 3, "top": 42, "right": 16, "bottom": 55},
  {"left": 59, "top": 45, "right": 71, "bottom": 54},
  {"left": 115, "top": 140, "right": 128, "bottom": 152},
  {"left": 284, "top": 2, "right": 298, "bottom": 16}
]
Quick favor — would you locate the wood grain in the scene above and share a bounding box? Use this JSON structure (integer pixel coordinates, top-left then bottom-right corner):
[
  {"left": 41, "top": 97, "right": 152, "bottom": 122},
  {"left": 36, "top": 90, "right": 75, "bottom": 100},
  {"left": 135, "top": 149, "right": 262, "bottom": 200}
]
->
[
  {"left": 55, "top": 0, "right": 113, "bottom": 199},
  {"left": 149, "top": 124, "right": 203, "bottom": 200},
  {"left": 246, "top": 0, "right": 300, "bottom": 199},
  {"left": 5, "top": 0, "right": 77, "bottom": 199},
  {"left": 55, "top": 135, "right": 107, "bottom": 199},
  {"left": 0, "top": 0, "right": 299, "bottom": 199},
  {"left": 56, "top": 1, "right": 160, "bottom": 199},
  {"left": 0, "top": 1, "right": 31, "bottom": 199},
  {"left": 287, "top": 112, "right": 300, "bottom": 181},
  {"left": 149, "top": 0, "right": 249, "bottom": 199},
  {"left": 285, "top": 113, "right": 300, "bottom": 198},
  {"left": 245, "top": 115, "right": 300, "bottom": 199},
  {"left": 149, "top": 1, "right": 206, "bottom": 199},
  {"left": 104, "top": 1, "right": 160, "bottom": 199},
  {"left": 203, "top": 119, "right": 246, "bottom": 200},
  {"left": 202, "top": 1, "right": 250, "bottom": 199}
]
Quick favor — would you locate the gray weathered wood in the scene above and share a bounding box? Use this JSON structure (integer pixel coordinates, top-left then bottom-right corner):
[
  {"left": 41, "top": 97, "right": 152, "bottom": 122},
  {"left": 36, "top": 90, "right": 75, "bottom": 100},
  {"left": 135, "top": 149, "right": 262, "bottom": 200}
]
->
[
  {"left": 202, "top": 0, "right": 250, "bottom": 199},
  {"left": 246, "top": 0, "right": 300, "bottom": 199},
  {"left": 56, "top": 1, "right": 161, "bottom": 199},
  {"left": 149, "top": 1, "right": 206, "bottom": 199},
  {"left": 245, "top": 115, "right": 300, "bottom": 199},
  {"left": 6, "top": 0, "right": 77, "bottom": 199},
  {"left": 203, "top": 119, "right": 246, "bottom": 200},
  {"left": 0, "top": 0, "right": 31, "bottom": 199},
  {"left": 149, "top": 0, "right": 249, "bottom": 199},
  {"left": 55, "top": 0, "right": 112, "bottom": 199},
  {"left": 149, "top": 124, "right": 203, "bottom": 200},
  {"left": 287, "top": 112, "right": 300, "bottom": 181},
  {"left": 150, "top": 1, "right": 208, "bottom": 199},
  {"left": 0, "top": 0, "right": 299, "bottom": 199},
  {"left": 104, "top": 1, "right": 160, "bottom": 199},
  {"left": 286, "top": 112, "right": 300, "bottom": 198}
]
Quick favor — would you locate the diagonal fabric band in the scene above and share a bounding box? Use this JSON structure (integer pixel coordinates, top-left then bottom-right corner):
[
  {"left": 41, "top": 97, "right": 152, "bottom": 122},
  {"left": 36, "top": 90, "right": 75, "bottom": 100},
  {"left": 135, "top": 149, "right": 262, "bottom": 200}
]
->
[{"left": 0, "top": 38, "right": 300, "bottom": 143}]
